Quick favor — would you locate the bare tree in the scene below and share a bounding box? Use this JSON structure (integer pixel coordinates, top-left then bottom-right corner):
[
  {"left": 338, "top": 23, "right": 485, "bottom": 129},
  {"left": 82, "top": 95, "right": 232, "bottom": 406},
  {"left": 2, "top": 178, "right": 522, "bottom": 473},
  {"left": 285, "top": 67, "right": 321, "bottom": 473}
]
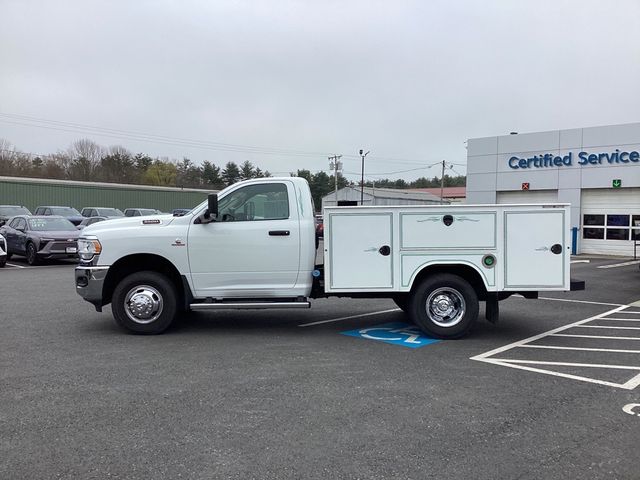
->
[
  {"left": 0, "top": 138, "right": 17, "bottom": 175},
  {"left": 67, "top": 139, "right": 103, "bottom": 180}
]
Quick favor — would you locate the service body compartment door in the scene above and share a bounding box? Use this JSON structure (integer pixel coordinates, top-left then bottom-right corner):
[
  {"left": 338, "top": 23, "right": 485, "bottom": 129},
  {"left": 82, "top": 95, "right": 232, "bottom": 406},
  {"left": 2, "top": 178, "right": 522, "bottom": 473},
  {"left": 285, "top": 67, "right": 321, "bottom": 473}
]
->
[
  {"left": 328, "top": 212, "right": 393, "bottom": 290},
  {"left": 504, "top": 210, "right": 568, "bottom": 289}
]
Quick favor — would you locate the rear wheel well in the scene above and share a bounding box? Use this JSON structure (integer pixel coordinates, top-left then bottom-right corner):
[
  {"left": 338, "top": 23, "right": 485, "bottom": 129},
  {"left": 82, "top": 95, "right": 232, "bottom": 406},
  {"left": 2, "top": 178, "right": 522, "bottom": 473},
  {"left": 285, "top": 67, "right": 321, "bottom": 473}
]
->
[
  {"left": 103, "top": 254, "right": 185, "bottom": 307},
  {"left": 410, "top": 264, "right": 488, "bottom": 300}
]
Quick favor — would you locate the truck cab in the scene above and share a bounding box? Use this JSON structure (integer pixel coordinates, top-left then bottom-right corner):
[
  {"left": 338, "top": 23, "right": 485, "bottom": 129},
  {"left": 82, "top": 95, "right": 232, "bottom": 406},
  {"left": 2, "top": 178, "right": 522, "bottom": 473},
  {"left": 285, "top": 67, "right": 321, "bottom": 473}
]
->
[{"left": 75, "top": 177, "right": 317, "bottom": 333}]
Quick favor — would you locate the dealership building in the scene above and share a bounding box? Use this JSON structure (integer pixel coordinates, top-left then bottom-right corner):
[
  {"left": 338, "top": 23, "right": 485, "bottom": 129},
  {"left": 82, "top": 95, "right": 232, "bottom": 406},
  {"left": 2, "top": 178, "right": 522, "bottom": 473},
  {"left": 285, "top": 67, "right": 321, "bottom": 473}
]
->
[{"left": 466, "top": 122, "right": 640, "bottom": 256}]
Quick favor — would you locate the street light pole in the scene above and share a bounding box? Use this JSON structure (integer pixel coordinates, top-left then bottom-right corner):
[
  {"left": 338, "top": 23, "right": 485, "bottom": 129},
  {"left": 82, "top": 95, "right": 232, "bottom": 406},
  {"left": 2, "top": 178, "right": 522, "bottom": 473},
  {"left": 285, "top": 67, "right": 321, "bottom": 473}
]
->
[{"left": 359, "top": 149, "right": 369, "bottom": 205}]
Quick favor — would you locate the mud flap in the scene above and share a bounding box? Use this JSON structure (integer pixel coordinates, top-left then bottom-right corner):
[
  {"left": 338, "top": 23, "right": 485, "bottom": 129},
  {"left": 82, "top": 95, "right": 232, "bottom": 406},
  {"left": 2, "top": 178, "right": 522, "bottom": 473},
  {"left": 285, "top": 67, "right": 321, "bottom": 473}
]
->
[{"left": 486, "top": 294, "right": 499, "bottom": 324}]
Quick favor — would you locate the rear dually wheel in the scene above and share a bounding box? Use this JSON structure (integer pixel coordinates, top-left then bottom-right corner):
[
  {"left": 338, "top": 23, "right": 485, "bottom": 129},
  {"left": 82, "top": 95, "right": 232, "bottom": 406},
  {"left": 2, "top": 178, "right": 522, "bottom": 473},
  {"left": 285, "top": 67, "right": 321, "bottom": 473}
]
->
[{"left": 408, "top": 273, "right": 479, "bottom": 339}]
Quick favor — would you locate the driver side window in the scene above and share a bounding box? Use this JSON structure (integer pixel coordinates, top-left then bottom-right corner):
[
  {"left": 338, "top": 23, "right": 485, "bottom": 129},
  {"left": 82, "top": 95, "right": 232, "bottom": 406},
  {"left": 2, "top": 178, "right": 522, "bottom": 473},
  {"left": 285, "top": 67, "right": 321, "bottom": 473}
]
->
[{"left": 217, "top": 183, "right": 289, "bottom": 222}]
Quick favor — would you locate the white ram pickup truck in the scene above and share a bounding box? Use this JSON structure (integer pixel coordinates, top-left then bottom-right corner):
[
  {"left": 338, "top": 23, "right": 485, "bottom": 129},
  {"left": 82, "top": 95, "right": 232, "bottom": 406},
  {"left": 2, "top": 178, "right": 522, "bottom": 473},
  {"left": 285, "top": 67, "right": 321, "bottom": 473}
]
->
[{"left": 75, "top": 177, "right": 583, "bottom": 338}]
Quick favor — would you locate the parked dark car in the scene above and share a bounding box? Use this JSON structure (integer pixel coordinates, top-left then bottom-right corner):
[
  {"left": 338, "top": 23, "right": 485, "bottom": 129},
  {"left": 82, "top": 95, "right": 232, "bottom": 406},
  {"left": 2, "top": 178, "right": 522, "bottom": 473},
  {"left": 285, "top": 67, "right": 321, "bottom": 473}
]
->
[
  {"left": 315, "top": 214, "right": 324, "bottom": 238},
  {"left": 77, "top": 216, "right": 109, "bottom": 230},
  {"left": 0, "top": 234, "right": 6, "bottom": 267},
  {"left": 80, "top": 207, "right": 124, "bottom": 218},
  {"left": 34, "top": 206, "right": 84, "bottom": 226},
  {"left": 0, "top": 215, "right": 80, "bottom": 265},
  {"left": 124, "top": 208, "right": 162, "bottom": 217},
  {"left": 0, "top": 205, "right": 32, "bottom": 226}
]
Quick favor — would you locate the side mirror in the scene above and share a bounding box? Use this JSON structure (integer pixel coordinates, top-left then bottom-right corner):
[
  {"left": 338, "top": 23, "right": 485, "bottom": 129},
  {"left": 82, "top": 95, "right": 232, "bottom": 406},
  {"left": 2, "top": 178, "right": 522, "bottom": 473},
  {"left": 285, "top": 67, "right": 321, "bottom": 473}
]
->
[{"left": 204, "top": 194, "right": 218, "bottom": 221}]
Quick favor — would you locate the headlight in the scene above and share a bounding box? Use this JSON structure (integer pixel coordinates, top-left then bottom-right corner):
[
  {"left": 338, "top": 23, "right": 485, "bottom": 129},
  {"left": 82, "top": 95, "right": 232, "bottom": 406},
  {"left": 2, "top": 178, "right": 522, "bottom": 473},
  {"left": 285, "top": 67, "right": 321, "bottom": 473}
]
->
[{"left": 78, "top": 237, "right": 102, "bottom": 261}]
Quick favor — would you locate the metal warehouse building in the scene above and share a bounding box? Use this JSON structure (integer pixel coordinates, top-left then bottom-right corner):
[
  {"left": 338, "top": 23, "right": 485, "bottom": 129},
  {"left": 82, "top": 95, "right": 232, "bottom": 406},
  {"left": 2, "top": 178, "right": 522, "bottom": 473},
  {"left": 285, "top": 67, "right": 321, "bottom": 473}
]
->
[
  {"left": 322, "top": 186, "right": 444, "bottom": 209},
  {"left": 466, "top": 122, "right": 640, "bottom": 256},
  {"left": 0, "top": 176, "right": 212, "bottom": 213}
]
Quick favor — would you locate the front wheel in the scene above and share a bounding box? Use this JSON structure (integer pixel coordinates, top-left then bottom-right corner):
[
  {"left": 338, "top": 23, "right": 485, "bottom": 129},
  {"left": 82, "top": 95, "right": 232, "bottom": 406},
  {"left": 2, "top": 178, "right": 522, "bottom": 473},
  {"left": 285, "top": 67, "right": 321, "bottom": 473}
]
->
[
  {"left": 26, "top": 242, "right": 39, "bottom": 266},
  {"left": 408, "top": 274, "right": 479, "bottom": 339},
  {"left": 112, "top": 271, "right": 178, "bottom": 334}
]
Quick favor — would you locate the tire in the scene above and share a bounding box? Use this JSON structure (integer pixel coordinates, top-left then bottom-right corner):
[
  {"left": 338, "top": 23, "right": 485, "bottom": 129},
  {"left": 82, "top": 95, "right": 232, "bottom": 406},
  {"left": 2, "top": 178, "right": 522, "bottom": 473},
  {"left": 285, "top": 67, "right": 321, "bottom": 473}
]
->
[
  {"left": 408, "top": 274, "right": 479, "bottom": 339},
  {"left": 5, "top": 253, "right": 11, "bottom": 261},
  {"left": 111, "top": 271, "right": 178, "bottom": 334},
  {"left": 0, "top": 257, "right": 5, "bottom": 268},
  {"left": 26, "top": 242, "right": 39, "bottom": 266}
]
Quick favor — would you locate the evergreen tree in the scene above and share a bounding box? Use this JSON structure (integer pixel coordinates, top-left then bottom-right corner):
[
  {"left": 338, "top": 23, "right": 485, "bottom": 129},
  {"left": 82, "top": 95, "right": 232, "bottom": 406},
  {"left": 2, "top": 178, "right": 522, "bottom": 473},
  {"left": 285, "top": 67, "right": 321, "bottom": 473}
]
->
[{"left": 221, "top": 161, "right": 241, "bottom": 186}]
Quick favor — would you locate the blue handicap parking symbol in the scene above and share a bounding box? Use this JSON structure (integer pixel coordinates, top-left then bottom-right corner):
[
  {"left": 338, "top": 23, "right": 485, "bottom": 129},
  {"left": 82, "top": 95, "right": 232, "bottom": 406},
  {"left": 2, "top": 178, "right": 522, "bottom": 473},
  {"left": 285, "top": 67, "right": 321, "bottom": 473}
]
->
[{"left": 341, "top": 322, "right": 441, "bottom": 348}]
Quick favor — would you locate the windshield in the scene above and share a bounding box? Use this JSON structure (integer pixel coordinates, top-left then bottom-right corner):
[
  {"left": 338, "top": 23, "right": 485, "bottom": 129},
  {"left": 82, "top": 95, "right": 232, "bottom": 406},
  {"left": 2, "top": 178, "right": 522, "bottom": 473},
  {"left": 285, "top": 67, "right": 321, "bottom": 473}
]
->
[
  {"left": 28, "top": 217, "right": 76, "bottom": 231},
  {"left": 51, "top": 207, "right": 80, "bottom": 216},
  {"left": 0, "top": 206, "right": 31, "bottom": 216},
  {"left": 99, "top": 208, "right": 124, "bottom": 216}
]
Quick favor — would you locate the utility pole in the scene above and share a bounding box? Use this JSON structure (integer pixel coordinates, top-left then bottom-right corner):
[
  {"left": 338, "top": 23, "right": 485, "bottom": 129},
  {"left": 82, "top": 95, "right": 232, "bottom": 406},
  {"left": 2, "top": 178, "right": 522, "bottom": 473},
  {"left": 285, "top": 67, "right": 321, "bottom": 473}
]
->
[
  {"left": 359, "top": 149, "right": 369, "bottom": 206},
  {"left": 440, "top": 160, "right": 445, "bottom": 205},
  {"left": 328, "top": 154, "right": 342, "bottom": 206}
]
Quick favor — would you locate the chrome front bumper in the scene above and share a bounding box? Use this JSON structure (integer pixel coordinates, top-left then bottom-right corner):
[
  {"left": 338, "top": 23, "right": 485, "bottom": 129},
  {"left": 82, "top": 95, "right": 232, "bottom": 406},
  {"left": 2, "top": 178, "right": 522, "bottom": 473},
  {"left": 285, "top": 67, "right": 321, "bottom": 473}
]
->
[{"left": 75, "top": 266, "right": 109, "bottom": 311}]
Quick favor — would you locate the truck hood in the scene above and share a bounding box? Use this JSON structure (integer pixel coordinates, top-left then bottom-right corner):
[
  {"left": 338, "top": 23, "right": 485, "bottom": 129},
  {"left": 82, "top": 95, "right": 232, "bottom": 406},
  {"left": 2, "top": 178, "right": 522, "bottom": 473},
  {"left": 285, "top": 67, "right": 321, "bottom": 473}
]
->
[{"left": 82, "top": 214, "right": 178, "bottom": 236}]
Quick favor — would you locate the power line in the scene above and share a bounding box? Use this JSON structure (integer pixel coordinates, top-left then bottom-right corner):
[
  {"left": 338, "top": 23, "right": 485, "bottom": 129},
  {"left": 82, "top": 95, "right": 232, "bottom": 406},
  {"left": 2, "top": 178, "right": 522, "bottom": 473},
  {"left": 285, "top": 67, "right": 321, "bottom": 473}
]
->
[
  {"left": 0, "top": 111, "right": 467, "bottom": 168},
  {"left": 0, "top": 112, "right": 330, "bottom": 156}
]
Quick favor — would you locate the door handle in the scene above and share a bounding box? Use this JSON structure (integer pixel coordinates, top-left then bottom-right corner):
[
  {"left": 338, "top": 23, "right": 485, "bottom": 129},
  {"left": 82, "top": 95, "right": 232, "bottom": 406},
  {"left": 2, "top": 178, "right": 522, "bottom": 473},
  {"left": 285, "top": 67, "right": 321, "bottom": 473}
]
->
[
  {"left": 550, "top": 244, "right": 562, "bottom": 254},
  {"left": 269, "top": 230, "right": 290, "bottom": 236}
]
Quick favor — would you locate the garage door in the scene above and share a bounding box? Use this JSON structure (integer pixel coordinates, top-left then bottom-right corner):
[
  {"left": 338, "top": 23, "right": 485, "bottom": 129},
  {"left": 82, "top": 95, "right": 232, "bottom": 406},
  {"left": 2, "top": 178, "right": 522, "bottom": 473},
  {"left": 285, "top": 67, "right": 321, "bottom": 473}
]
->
[
  {"left": 581, "top": 188, "right": 640, "bottom": 256},
  {"left": 497, "top": 190, "right": 558, "bottom": 204}
]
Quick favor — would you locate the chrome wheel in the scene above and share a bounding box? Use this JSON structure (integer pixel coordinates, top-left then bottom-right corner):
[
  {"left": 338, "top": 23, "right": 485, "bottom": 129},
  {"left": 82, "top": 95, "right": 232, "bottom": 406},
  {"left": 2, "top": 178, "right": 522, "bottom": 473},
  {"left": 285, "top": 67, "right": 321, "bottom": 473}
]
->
[
  {"left": 425, "top": 287, "right": 466, "bottom": 328},
  {"left": 124, "top": 285, "right": 164, "bottom": 324}
]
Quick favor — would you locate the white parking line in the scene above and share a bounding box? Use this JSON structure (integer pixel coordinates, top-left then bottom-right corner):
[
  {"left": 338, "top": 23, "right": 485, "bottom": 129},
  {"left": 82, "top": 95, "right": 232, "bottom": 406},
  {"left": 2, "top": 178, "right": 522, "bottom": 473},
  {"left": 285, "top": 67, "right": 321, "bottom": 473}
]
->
[
  {"left": 538, "top": 297, "right": 625, "bottom": 307},
  {"left": 6, "top": 263, "right": 26, "bottom": 268},
  {"left": 575, "top": 325, "right": 640, "bottom": 330},
  {"left": 486, "top": 359, "right": 640, "bottom": 370},
  {"left": 298, "top": 308, "right": 401, "bottom": 327},
  {"left": 597, "top": 260, "right": 640, "bottom": 269},
  {"left": 570, "top": 259, "right": 590, "bottom": 264},
  {"left": 552, "top": 334, "right": 640, "bottom": 341},
  {"left": 471, "top": 302, "right": 640, "bottom": 390},
  {"left": 518, "top": 344, "right": 640, "bottom": 354},
  {"left": 595, "top": 318, "right": 640, "bottom": 322}
]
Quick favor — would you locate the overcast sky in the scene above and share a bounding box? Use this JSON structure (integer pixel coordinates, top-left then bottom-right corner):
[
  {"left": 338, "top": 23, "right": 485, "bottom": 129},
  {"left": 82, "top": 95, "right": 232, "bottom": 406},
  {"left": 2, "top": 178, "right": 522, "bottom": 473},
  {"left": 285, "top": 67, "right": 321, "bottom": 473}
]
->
[{"left": 1, "top": 0, "right": 639, "bottom": 182}]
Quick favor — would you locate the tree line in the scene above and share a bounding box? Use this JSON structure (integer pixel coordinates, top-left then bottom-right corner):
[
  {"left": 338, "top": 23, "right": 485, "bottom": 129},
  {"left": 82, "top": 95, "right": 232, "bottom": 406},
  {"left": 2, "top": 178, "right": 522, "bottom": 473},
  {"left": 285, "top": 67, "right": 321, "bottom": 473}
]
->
[
  {"left": 0, "top": 138, "right": 271, "bottom": 189},
  {"left": 0, "top": 138, "right": 466, "bottom": 205}
]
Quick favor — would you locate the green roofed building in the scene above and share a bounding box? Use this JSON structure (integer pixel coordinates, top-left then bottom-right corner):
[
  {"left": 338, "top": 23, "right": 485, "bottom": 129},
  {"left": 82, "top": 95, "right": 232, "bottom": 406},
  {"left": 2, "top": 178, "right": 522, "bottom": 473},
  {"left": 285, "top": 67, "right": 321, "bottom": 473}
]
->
[{"left": 0, "top": 176, "right": 215, "bottom": 213}]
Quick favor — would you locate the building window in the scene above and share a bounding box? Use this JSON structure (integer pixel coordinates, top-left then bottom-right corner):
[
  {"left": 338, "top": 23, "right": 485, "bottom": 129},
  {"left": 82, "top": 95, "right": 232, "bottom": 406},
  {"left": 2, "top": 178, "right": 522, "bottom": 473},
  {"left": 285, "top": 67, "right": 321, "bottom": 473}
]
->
[
  {"left": 632, "top": 215, "right": 640, "bottom": 240},
  {"left": 583, "top": 214, "right": 604, "bottom": 226},
  {"left": 583, "top": 214, "right": 638, "bottom": 241},
  {"left": 607, "top": 214, "right": 630, "bottom": 227},
  {"left": 606, "top": 229, "right": 629, "bottom": 240},
  {"left": 583, "top": 228, "right": 604, "bottom": 239}
]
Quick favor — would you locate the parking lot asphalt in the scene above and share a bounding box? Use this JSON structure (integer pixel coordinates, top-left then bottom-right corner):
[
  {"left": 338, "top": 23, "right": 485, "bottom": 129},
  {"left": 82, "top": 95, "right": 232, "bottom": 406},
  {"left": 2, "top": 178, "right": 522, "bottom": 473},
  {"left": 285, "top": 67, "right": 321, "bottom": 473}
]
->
[{"left": 1, "top": 257, "right": 639, "bottom": 479}]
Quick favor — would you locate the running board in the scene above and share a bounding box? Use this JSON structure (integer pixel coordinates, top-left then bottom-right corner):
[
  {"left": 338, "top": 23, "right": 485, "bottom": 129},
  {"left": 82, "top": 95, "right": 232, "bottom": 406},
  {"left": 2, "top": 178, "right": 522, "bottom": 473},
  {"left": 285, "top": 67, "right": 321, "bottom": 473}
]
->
[{"left": 190, "top": 301, "right": 311, "bottom": 311}]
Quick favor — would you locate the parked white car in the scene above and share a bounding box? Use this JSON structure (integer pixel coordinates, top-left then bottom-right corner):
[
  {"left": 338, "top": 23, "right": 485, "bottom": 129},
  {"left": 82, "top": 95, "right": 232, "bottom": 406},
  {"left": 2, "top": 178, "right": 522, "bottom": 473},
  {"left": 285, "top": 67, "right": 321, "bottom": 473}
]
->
[{"left": 0, "top": 234, "right": 7, "bottom": 267}]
